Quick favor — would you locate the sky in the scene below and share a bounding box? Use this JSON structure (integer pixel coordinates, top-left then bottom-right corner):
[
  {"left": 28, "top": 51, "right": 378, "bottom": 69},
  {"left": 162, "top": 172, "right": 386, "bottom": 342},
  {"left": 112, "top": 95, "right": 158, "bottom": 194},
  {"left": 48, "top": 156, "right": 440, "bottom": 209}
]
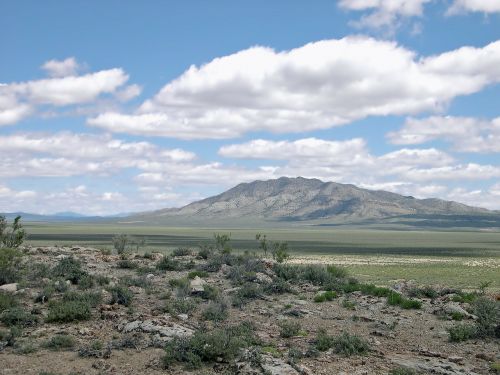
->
[{"left": 1, "top": 0, "right": 500, "bottom": 215}]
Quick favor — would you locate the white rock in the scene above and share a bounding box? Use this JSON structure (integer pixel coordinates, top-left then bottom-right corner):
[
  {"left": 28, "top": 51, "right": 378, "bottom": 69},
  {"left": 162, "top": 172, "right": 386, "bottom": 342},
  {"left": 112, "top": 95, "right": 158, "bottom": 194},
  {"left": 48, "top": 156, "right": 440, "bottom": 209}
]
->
[
  {"left": 190, "top": 276, "right": 206, "bottom": 293},
  {"left": 0, "top": 283, "right": 18, "bottom": 292}
]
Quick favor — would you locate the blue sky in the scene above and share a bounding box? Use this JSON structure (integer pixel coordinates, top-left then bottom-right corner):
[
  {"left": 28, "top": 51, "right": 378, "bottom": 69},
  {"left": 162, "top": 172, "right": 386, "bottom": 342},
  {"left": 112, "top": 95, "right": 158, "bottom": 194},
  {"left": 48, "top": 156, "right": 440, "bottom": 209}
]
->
[{"left": 1, "top": 0, "right": 500, "bottom": 215}]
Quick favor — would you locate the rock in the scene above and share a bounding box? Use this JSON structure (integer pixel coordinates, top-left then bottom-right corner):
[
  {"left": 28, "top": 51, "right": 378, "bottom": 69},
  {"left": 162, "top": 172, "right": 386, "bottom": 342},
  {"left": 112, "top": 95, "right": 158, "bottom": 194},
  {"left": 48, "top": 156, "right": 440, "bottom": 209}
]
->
[
  {"left": 0, "top": 283, "right": 18, "bottom": 292},
  {"left": 261, "top": 355, "right": 300, "bottom": 375},
  {"left": 392, "top": 354, "right": 480, "bottom": 375},
  {"left": 442, "top": 303, "right": 475, "bottom": 319},
  {"left": 146, "top": 273, "right": 155, "bottom": 279},
  {"left": 255, "top": 272, "right": 273, "bottom": 284},
  {"left": 190, "top": 276, "right": 206, "bottom": 294},
  {"left": 122, "top": 319, "right": 194, "bottom": 340},
  {"left": 177, "top": 314, "right": 189, "bottom": 321}
]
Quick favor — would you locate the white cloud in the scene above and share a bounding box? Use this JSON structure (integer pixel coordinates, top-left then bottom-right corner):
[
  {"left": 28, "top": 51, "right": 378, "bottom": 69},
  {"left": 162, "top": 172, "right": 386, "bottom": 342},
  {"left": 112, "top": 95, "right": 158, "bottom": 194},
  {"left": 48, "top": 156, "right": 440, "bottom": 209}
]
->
[
  {"left": 0, "top": 132, "right": 195, "bottom": 177},
  {"left": 387, "top": 116, "right": 500, "bottom": 152},
  {"left": 89, "top": 38, "right": 500, "bottom": 139},
  {"left": 447, "top": 0, "right": 500, "bottom": 15},
  {"left": 41, "top": 57, "right": 80, "bottom": 77},
  {"left": 338, "top": 0, "right": 431, "bottom": 31},
  {"left": 0, "top": 59, "right": 130, "bottom": 125}
]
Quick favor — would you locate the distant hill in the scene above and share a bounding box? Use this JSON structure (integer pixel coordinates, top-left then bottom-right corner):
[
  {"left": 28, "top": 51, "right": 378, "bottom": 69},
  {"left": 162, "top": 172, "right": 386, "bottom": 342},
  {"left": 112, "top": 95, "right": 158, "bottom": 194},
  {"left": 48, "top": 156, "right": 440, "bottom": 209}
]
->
[
  {"left": 129, "top": 177, "right": 498, "bottom": 228},
  {"left": 0, "top": 211, "right": 130, "bottom": 223}
]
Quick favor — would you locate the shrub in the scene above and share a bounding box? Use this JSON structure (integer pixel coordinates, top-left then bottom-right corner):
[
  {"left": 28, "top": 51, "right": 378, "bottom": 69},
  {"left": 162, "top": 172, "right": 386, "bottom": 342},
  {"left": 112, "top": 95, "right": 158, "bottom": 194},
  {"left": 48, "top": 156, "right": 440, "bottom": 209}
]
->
[
  {"left": 326, "top": 265, "right": 348, "bottom": 279},
  {"left": 34, "top": 286, "right": 55, "bottom": 304},
  {"left": 169, "top": 277, "right": 191, "bottom": 298},
  {"left": 202, "top": 301, "right": 229, "bottom": 322},
  {"left": 43, "top": 334, "right": 75, "bottom": 351},
  {"left": 314, "top": 291, "right": 337, "bottom": 303},
  {"left": 157, "top": 256, "right": 182, "bottom": 271},
  {"left": 0, "top": 215, "right": 26, "bottom": 248},
  {"left": 232, "top": 283, "right": 262, "bottom": 307},
  {"left": 188, "top": 270, "right": 208, "bottom": 279},
  {"left": 278, "top": 320, "right": 301, "bottom": 338},
  {"left": 52, "top": 257, "right": 86, "bottom": 284},
  {"left": 173, "top": 248, "right": 192, "bottom": 257},
  {"left": 47, "top": 300, "right": 92, "bottom": 323},
  {"left": 197, "top": 245, "right": 213, "bottom": 259},
  {"left": 77, "top": 274, "right": 95, "bottom": 290},
  {"left": 263, "top": 278, "right": 293, "bottom": 295},
  {"left": 0, "top": 248, "right": 23, "bottom": 285},
  {"left": 447, "top": 324, "right": 476, "bottom": 342},
  {"left": 109, "top": 285, "right": 133, "bottom": 306},
  {"left": 473, "top": 297, "right": 499, "bottom": 338},
  {"left": 271, "top": 242, "right": 290, "bottom": 263},
  {"left": 387, "top": 292, "right": 421, "bottom": 309},
  {"left": 201, "top": 285, "right": 220, "bottom": 301},
  {"left": 121, "top": 275, "right": 152, "bottom": 289},
  {"left": 342, "top": 283, "right": 391, "bottom": 297},
  {"left": 63, "top": 291, "right": 102, "bottom": 307},
  {"left": 112, "top": 234, "right": 130, "bottom": 255},
  {"left": 342, "top": 299, "right": 356, "bottom": 310},
  {"left": 1, "top": 307, "right": 37, "bottom": 327},
  {"left": 331, "top": 332, "right": 370, "bottom": 356},
  {"left": 389, "top": 367, "right": 420, "bottom": 375},
  {"left": 314, "top": 328, "right": 334, "bottom": 351},
  {"left": 0, "top": 292, "right": 18, "bottom": 312},
  {"left": 214, "top": 233, "right": 232, "bottom": 254},
  {"left": 162, "top": 322, "right": 257, "bottom": 369},
  {"left": 407, "top": 286, "right": 438, "bottom": 299},
  {"left": 164, "top": 298, "right": 198, "bottom": 315},
  {"left": 117, "top": 259, "right": 138, "bottom": 269},
  {"left": 451, "top": 291, "right": 477, "bottom": 303}
]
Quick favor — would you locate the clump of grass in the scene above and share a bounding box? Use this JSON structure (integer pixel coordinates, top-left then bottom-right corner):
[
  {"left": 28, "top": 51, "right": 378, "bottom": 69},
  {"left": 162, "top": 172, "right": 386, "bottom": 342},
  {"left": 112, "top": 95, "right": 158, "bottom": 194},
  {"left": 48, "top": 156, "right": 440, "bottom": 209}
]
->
[
  {"left": 157, "top": 256, "right": 182, "bottom": 271},
  {"left": 331, "top": 332, "right": 370, "bottom": 356},
  {"left": 387, "top": 292, "right": 422, "bottom": 309},
  {"left": 263, "top": 278, "right": 293, "bottom": 295},
  {"left": 314, "top": 290, "right": 337, "bottom": 303},
  {"left": 342, "top": 299, "right": 356, "bottom": 310},
  {"left": 389, "top": 367, "right": 420, "bottom": 375},
  {"left": 232, "top": 283, "right": 262, "bottom": 307},
  {"left": 201, "top": 301, "right": 229, "bottom": 322},
  {"left": 46, "top": 291, "right": 100, "bottom": 323},
  {"left": 43, "top": 334, "right": 75, "bottom": 351},
  {"left": 172, "top": 248, "right": 192, "bottom": 257},
  {"left": 0, "top": 292, "right": 18, "bottom": 312},
  {"left": 164, "top": 298, "right": 199, "bottom": 315},
  {"left": 162, "top": 322, "right": 257, "bottom": 369},
  {"left": 169, "top": 277, "right": 191, "bottom": 298},
  {"left": 200, "top": 285, "right": 220, "bottom": 301},
  {"left": 314, "top": 330, "right": 369, "bottom": 356},
  {"left": 447, "top": 324, "right": 476, "bottom": 342},
  {"left": 278, "top": 320, "right": 302, "bottom": 338},
  {"left": 51, "top": 257, "right": 87, "bottom": 284},
  {"left": 108, "top": 285, "right": 133, "bottom": 306},
  {"left": 117, "top": 259, "right": 138, "bottom": 269},
  {"left": 77, "top": 274, "right": 95, "bottom": 290},
  {"left": 188, "top": 270, "right": 208, "bottom": 279},
  {"left": 0, "top": 307, "right": 37, "bottom": 327}
]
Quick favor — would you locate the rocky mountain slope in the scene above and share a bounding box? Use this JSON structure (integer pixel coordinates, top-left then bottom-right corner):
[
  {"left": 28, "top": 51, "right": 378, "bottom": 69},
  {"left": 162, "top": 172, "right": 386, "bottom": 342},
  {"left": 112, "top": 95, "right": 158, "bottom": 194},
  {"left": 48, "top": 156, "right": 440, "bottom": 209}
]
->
[{"left": 134, "top": 177, "right": 491, "bottom": 224}]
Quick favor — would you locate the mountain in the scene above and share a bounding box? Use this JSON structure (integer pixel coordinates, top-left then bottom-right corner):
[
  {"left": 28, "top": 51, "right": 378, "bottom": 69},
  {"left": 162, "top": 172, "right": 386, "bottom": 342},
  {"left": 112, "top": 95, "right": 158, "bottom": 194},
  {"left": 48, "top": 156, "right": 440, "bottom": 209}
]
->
[{"left": 130, "top": 177, "right": 497, "bottom": 227}]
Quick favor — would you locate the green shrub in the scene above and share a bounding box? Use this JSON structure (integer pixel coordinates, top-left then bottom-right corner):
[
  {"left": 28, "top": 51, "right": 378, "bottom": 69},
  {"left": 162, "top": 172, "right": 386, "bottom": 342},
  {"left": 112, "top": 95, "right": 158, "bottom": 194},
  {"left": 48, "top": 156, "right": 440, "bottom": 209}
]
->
[
  {"left": 108, "top": 285, "right": 133, "bottom": 306},
  {"left": 164, "top": 298, "right": 199, "bottom": 315},
  {"left": 342, "top": 299, "right": 356, "bottom": 310},
  {"left": 451, "top": 291, "right": 477, "bottom": 303},
  {"left": 47, "top": 300, "right": 91, "bottom": 323},
  {"left": 278, "top": 320, "right": 301, "bottom": 338},
  {"left": 201, "top": 285, "right": 220, "bottom": 301},
  {"left": 117, "top": 259, "right": 138, "bottom": 269},
  {"left": 173, "top": 248, "right": 192, "bottom": 257},
  {"left": 169, "top": 277, "right": 190, "bottom": 297},
  {"left": 1, "top": 307, "right": 37, "bottom": 327},
  {"left": 389, "top": 367, "right": 420, "bottom": 375},
  {"left": 326, "top": 265, "right": 348, "bottom": 279},
  {"left": 448, "top": 324, "right": 476, "bottom": 342},
  {"left": 63, "top": 291, "right": 102, "bottom": 307},
  {"left": 0, "top": 248, "right": 23, "bottom": 284},
  {"left": 314, "top": 291, "right": 337, "bottom": 303},
  {"left": 52, "top": 257, "right": 86, "bottom": 284},
  {"left": 314, "top": 329, "right": 334, "bottom": 351},
  {"left": 263, "top": 278, "right": 293, "bottom": 295},
  {"left": 342, "top": 283, "right": 391, "bottom": 297},
  {"left": 162, "top": 322, "right": 257, "bottom": 369},
  {"left": 232, "top": 283, "right": 262, "bottom": 307},
  {"left": 331, "top": 332, "right": 370, "bottom": 356},
  {"left": 0, "top": 215, "right": 26, "bottom": 248},
  {"left": 43, "top": 334, "right": 75, "bottom": 350},
  {"left": 202, "top": 301, "right": 229, "bottom": 322},
  {"left": 188, "top": 270, "right": 208, "bottom": 279},
  {"left": 0, "top": 292, "right": 17, "bottom": 312},
  {"left": 387, "top": 292, "right": 421, "bottom": 309},
  {"left": 407, "top": 286, "right": 438, "bottom": 299},
  {"left": 157, "top": 256, "right": 182, "bottom": 271},
  {"left": 15, "top": 341, "right": 38, "bottom": 354},
  {"left": 112, "top": 234, "right": 130, "bottom": 255},
  {"left": 77, "top": 274, "right": 95, "bottom": 290},
  {"left": 473, "top": 297, "right": 499, "bottom": 338}
]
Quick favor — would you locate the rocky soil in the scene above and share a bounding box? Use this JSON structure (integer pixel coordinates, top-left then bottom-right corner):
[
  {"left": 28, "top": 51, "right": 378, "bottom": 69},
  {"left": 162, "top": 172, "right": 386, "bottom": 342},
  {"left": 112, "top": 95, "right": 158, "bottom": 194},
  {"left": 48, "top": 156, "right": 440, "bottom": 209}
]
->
[{"left": 0, "top": 245, "right": 499, "bottom": 375}]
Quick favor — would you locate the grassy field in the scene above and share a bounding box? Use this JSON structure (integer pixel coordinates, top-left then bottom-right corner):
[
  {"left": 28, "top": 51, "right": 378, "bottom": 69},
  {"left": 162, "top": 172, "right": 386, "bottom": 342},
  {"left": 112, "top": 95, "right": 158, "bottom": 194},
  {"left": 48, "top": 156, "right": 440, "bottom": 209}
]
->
[{"left": 23, "top": 222, "right": 500, "bottom": 290}]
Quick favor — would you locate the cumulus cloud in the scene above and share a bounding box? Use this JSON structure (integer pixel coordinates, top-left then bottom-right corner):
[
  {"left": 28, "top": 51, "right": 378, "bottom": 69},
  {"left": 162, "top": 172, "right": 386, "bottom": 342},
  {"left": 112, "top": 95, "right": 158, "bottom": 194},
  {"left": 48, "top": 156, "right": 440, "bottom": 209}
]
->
[
  {"left": 447, "top": 0, "right": 500, "bottom": 15},
  {"left": 387, "top": 116, "right": 500, "bottom": 152},
  {"left": 41, "top": 57, "right": 80, "bottom": 77},
  {"left": 338, "top": 0, "right": 431, "bottom": 31},
  {"left": 0, "top": 58, "right": 131, "bottom": 126},
  {"left": 0, "top": 132, "right": 195, "bottom": 177},
  {"left": 89, "top": 38, "right": 500, "bottom": 139}
]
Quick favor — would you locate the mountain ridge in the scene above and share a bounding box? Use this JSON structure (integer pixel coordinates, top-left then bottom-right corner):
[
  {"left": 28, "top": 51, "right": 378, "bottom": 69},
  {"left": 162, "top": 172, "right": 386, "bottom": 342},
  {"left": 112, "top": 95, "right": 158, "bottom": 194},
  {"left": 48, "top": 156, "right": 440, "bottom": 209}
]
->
[{"left": 132, "top": 177, "right": 494, "bottom": 225}]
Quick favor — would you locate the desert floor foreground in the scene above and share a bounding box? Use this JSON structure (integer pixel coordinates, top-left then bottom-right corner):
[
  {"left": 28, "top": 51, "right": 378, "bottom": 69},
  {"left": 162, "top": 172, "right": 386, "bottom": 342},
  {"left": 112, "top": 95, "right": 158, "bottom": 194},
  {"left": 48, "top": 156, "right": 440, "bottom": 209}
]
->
[{"left": 0, "top": 244, "right": 499, "bottom": 375}]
